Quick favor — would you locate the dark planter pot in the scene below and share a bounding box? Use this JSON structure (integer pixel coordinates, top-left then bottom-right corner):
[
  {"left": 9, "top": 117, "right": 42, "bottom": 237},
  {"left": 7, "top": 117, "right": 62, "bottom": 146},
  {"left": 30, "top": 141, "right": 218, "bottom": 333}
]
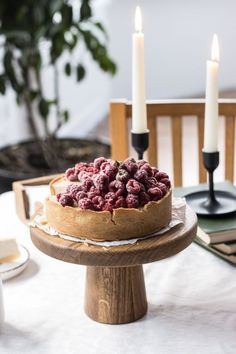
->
[{"left": 0, "top": 138, "right": 110, "bottom": 193}]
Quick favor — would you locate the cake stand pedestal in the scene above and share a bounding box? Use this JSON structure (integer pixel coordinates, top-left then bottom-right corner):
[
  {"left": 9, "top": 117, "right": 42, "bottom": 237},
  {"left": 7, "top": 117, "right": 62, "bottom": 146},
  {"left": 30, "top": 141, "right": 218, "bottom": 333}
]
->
[{"left": 30, "top": 205, "right": 197, "bottom": 324}]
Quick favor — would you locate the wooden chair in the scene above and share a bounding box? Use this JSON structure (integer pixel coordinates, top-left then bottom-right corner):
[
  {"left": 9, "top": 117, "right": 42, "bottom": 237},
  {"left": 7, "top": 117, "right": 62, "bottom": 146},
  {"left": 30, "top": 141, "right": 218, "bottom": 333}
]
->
[{"left": 109, "top": 99, "right": 236, "bottom": 187}]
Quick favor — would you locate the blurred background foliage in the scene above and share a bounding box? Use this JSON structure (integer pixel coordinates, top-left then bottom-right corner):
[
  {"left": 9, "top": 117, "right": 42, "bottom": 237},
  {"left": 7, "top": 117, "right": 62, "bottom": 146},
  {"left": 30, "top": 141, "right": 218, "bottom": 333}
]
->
[{"left": 0, "top": 0, "right": 116, "bottom": 140}]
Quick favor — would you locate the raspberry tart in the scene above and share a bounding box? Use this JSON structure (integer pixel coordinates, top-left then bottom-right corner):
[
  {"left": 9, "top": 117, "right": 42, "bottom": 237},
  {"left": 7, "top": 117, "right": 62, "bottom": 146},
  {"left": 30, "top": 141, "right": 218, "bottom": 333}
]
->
[{"left": 45, "top": 157, "right": 172, "bottom": 241}]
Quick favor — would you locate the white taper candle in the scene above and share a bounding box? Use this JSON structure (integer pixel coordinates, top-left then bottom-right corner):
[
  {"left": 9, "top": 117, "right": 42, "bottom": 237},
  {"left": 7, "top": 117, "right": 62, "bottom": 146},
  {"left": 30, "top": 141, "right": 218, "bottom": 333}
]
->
[
  {"left": 132, "top": 6, "right": 147, "bottom": 133},
  {"left": 203, "top": 34, "right": 220, "bottom": 152}
]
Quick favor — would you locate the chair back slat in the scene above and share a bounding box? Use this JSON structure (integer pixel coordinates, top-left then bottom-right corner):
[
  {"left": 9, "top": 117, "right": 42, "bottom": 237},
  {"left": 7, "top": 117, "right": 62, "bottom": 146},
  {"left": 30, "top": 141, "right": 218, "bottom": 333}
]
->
[
  {"left": 109, "top": 102, "right": 129, "bottom": 160},
  {"left": 171, "top": 116, "right": 183, "bottom": 186},
  {"left": 147, "top": 115, "right": 158, "bottom": 167},
  {"left": 109, "top": 100, "right": 236, "bottom": 186},
  {"left": 225, "top": 116, "right": 235, "bottom": 182},
  {"left": 197, "top": 116, "right": 207, "bottom": 183}
]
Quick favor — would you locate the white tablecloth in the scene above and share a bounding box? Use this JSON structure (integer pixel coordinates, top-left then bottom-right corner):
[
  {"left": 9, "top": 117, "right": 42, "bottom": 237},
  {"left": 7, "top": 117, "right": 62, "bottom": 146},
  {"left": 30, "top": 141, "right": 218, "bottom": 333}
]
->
[{"left": 0, "top": 191, "right": 236, "bottom": 354}]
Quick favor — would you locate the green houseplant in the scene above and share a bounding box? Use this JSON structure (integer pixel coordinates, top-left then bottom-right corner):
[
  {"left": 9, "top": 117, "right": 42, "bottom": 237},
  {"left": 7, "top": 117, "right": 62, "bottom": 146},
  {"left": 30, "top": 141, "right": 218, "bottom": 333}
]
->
[{"left": 0, "top": 0, "right": 116, "bottom": 191}]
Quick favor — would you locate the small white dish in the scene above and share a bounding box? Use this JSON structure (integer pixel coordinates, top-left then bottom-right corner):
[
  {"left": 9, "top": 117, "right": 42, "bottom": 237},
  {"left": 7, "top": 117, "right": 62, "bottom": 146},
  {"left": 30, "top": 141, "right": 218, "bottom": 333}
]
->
[{"left": 0, "top": 245, "right": 30, "bottom": 281}]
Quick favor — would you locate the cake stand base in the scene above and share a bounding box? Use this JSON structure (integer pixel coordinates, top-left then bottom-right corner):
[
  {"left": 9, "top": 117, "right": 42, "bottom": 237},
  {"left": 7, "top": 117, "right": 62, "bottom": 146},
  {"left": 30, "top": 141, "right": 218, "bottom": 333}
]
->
[
  {"left": 30, "top": 205, "right": 197, "bottom": 325},
  {"left": 85, "top": 265, "right": 147, "bottom": 324}
]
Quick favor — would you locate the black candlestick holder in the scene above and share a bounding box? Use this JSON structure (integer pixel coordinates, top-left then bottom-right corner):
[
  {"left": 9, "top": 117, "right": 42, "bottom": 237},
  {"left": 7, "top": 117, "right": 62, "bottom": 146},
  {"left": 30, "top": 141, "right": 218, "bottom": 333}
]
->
[
  {"left": 185, "top": 151, "right": 236, "bottom": 216},
  {"left": 131, "top": 131, "right": 149, "bottom": 160}
]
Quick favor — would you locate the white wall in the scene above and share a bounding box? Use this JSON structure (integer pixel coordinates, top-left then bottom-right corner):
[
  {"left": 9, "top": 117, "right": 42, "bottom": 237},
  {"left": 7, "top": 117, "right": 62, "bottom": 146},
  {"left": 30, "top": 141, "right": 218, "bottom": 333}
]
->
[
  {"left": 1, "top": 0, "right": 236, "bottom": 147},
  {"left": 108, "top": 0, "right": 236, "bottom": 99}
]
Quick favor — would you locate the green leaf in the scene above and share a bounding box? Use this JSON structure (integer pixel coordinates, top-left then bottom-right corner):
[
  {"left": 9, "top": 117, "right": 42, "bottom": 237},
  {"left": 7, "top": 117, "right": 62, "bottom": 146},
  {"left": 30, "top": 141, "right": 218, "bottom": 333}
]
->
[
  {"left": 38, "top": 98, "right": 49, "bottom": 119},
  {"left": 64, "top": 62, "right": 71, "bottom": 76},
  {"left": 76, "top": 64, "right": 86, "bottom": 82},
  {"left": 80, "top": 0, "right": 92, "bottom": 21},
  {"left": 61, "top": 4, "right": 73, "bottom": 28},
  {"left": 63, "top": 110, "right": 69, "bottom": 122},
  {"left": 32, "top": 5, "right": 44, "bottom": 28},
  {"left": 16, "top": 95, "right": 21, "bottom": 105},
  {"left": 30, "top": 90, "right": 39, "bottom": 101},
  {"left": 3, "top": 51, "right": 23, "bottom": 92},
  {"left": 82, "top": 30, "right": 97, "bottom": 50},
  {"left": 94, "top": 22, "right": 108, "bottom": 38},
  {"left": 50, "top": 32, "right": 65, "bottom": 62},
  {"left": 3, "top": 50, "right": 13, "bottom": 76},
  {"left": 18, "top": 51, "right": 28, "bottom": 68},
  {"left": 33, "top": 52, "right": 42, "bottom": 72},
  {"left": 107, "top": 60, "right": 117, "bottom": 76},
  {"left": 49, "top": 0, "right": 64, "bottom": 15},
  {"left": 96, "top": 50, "right": 117, "bottom": 75},
  {"left": 3, "top": 31, "right": 31, "bottom": 46},
  {"left": 35, "top": 26, "right": 47, "bottom": 41},
  {"left": 0, "top": 75, "right": 6, "bottom": 94}
]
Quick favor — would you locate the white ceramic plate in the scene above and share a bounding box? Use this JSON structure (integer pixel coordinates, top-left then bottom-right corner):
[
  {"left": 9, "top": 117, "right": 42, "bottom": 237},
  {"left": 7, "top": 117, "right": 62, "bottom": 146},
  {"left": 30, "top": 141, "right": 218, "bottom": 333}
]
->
[{"left": 0, "top": 245, "right": 30, "bottom": 281}]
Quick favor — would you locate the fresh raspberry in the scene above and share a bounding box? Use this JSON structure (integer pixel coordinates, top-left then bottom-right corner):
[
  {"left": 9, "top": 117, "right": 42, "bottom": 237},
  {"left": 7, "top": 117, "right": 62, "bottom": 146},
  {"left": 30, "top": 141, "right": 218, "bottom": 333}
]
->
[
  {"left": 151, "top": 167, "right": 159, "bottom": 179},
  {"left": 109, "top": 180, "right": 125, "bottom": 197},
  {"left": 78, "top": 170, "right": 93, "bottom": 182},
  {"left": 147, "top": 187, "right": 163, "bottom": 201},
  {"left": 92, "top": 196, "right": 105, "bottom": 211},
  {"left": 140, "top": 163, "right": 153, "bottom": 177},
  {"left": 92, "top": 195, "right": 104, "bottom": 204},
  {"left": 137, "top": 160, "right": 148, "bottom": 169},
  {"left": 145, "top": 177, "right": 158, "bottom": 189},
  {"left": 102, "top": 202, "right": 113, "bottom": 212},
  {"left": 126, "top": 194, "right": 139, "bottom": 208},
  {"left": 75, "top": 162, "right": 89, "bottom": 171},
  {"left": 87, "top": 191, "right": 97, "bottom": 199},
  {"left": 156, "top": 171, "right": 169, "bottom": 181},
  {"left": 94, "top": 157, "right": 108, "bottom": 170},
  {"left": 116, "top": 168, "right": 130, "bottom": 184},
  {"left": 126, "top": 179, "right": 142, "bottom": 194},
  {"left": 100, "top": 160, "right": 119, "bottom": 180},
  {"left": 56, "top": 193, "right": 62, "bottom": 202},
  {"left": 89, "top": 186, "right": 101, "bottom": 193},
  {"left": 94, "top": 173, "right": 109, "bottom": 192},
  {"left": 114, "top": 196, "right": 126, "bottom": 208},
  {"left": 134, "top": 169, "right": 148, "bottom": 183},
  {"left": 64, "top": 158, "right": 170, "bottom": 210},
  {"left": 66, "top": 184, "right": 81, "bottom": 199},
  {"left": 82, "top": 177, "right": 94, "bottom": 191},
  {"left": 75, "top": 191, "right": 87, "bottom": 202},
  {"left": 65, "top": 167, "right": 79, "bottom": 181},
  {"left": 159, "top": 178, "right": 171, "bottom": 189},
  {"left": 78, "top": 198, "right": 94, "bottom": 210},
  {"left": 139, "top": 191, "right": 150, "bottom": 207},
  {"left": 139, "top": 182, "right": 146, "bottom": 192},
  {"left": 58, "top": 194, "right": 74, "bottom": 207},
  {"left": 86, "top": 163, "right": 96, "bottom": 173},
  {"left": 87, "top": 187, "right": 101, "bottom": 199},
  {"left": 104, "top": 192, "right": 117, "bottom": 204},
  {"left": 156, "top": 182, "right": 168, "bottom": 195},
  {"left": 121, "top": 157, "right": 138, "bottom": 175}
]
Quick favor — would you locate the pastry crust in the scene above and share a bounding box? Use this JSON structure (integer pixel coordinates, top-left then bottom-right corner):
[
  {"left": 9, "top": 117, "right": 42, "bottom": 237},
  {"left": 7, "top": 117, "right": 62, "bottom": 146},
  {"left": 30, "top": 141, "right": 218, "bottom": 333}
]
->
[{"left": 45, "top": 188, "right": 172, "bottom": 241}]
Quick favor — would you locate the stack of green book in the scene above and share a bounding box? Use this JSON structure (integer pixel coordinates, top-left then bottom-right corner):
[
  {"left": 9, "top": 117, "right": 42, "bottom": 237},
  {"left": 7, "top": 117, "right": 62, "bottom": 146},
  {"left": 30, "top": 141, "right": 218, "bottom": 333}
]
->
[{"left": 174, "top": 181, "right": 236, "bottom": 265}]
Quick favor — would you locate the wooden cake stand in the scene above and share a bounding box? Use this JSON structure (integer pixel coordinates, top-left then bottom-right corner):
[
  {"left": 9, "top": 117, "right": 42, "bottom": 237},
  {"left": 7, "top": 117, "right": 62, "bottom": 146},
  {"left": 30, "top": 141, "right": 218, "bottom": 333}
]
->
[{"left": 30, "top": 205, "right": 197, "bottom": 325}]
